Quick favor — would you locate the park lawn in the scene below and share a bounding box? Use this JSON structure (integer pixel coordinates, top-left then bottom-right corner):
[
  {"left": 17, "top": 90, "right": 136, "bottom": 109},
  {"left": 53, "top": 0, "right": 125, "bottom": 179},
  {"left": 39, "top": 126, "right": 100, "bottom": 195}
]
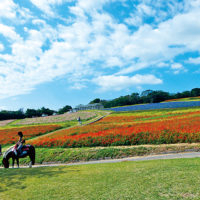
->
[{"left": 0, "top": 158, "right": 200, "bottom": 200}]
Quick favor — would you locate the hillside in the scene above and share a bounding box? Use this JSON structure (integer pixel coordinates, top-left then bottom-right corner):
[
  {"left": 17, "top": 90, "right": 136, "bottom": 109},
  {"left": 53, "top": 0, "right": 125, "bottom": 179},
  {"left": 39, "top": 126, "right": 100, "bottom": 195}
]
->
[
  {"left": 0, "top": 110, "right": 110, "bottom": 145},
  {"left": 0, "top": 106, "right": 200, "bottom": 166},
  {"left": 106, "top": 100, "right": 200, "bottom": 112},
  {"left": 163, "top": 96, "right": 200, "bottom": 102},
  {"left": 29, "top": 107, "right": 200, "bottom": 148}
]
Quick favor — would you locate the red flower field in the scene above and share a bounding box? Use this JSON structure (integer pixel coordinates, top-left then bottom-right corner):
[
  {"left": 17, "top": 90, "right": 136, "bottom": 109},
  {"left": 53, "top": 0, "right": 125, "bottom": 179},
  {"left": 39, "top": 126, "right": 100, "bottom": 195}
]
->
[
  {"left": 30, "top": 108, "right": 200, "bottom": 148},
  {"left": 0, "top": 124, "right": 62, "bottom": 145}
]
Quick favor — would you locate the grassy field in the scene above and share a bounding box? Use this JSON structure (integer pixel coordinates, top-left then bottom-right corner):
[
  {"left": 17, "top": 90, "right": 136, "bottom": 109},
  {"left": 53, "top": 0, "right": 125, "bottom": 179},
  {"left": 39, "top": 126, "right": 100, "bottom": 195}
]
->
[{"left": 0, "top": 158, "right": 200, "bottom": 200}]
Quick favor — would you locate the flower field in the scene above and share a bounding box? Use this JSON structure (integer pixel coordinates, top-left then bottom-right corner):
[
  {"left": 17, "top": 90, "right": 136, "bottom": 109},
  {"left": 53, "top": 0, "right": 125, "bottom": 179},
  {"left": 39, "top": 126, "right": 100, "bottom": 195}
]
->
[
  {"left": 30, "top": 107, "right": 200, "bottom": 148},
  {"left": 0, "top": 119, "right": 15, "bottom": 127},
  {"left": 164, "top": 96, "right": 200, "bottom": 102},
  {"left": 15, "top": 111, "right": 97, "bottom": 125},
  {"left": 0, "top": 124, "right": 62, "bottom": 145},
  {"left": 106, "top": 100, "right": 200, "bottom": 112}
]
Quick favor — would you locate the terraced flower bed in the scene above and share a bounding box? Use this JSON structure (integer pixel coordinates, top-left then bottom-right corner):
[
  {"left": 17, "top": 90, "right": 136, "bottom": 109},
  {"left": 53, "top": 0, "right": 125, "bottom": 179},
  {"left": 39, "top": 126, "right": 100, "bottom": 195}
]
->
[
  {"left": 164, "top": 96, "right": 200, "bottom": 102},
  {"left": 0, "top": 119, "right": 15, "bottom": 127},
  {"left": 30, "top": 107, "right": 200, "bottom": 148},
  {"left": 15, "top": 111, "right": 97, "bottom": 125},
  {"left": 0, "top": 125, "right": 62, "bottom": 145}
]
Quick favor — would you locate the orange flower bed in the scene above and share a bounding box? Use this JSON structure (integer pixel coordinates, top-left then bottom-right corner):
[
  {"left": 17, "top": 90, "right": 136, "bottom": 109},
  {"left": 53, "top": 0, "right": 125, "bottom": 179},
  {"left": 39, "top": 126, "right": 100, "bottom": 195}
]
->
[
  {"left": 30, "top": 109, "right": 200, "bottom": 148},
  {"left": 164, "top": 96, "right": 200, "bottom": 102},
  {"left": 0, "top": 125, "right": 62, "bottom": 145}
]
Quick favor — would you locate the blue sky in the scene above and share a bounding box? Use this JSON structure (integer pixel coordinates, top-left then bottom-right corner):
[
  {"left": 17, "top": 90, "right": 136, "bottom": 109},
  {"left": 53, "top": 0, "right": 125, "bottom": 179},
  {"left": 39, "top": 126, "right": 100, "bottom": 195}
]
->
[{"left": 0, "top": 0, "right": 200, "bottom": 111}]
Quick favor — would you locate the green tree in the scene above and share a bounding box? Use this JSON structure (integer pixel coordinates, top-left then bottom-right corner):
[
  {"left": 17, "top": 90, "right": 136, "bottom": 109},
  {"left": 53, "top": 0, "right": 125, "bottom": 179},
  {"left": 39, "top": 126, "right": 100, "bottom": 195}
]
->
[
  {"left": 39, "top": 107, "right": 55, "bottom": 116},
  {"left": 191, "top": 88, "right": 200, "bottom": 97},
  {"left": 89, "top": 98, "right": 101, "bottom": 104},
  {"left": 58, "top": 105, "right": 72, "bottom": 114},
  {"left": 25, "top": 109, "right": 40, "bottom": 118},
  {"left": 147, "top": 91, "right": 170, "bottom": 103}
]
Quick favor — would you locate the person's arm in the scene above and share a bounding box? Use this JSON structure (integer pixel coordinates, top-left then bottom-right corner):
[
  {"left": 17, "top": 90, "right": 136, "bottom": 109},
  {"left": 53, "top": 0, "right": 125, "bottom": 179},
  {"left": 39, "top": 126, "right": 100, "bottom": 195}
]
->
[{"left": 19, "top": 136, "right": 23, "bottom": 142}]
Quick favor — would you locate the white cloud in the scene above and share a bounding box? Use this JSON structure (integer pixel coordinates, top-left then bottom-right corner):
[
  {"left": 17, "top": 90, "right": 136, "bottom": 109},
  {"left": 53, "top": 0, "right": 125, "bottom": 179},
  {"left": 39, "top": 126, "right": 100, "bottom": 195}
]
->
[
  {"left": 125, "top": 14, "right": 142, "bottom": 27},
  {"left": 30, "top": 0, "right": 72, "bottom": 16},
  {"left": 0, "top": 0, "right": 17, "bottom": 19},
  {"left": 75, "top": 0, "right": 111, "bottom": 12},
  {"left": 17, "top": 7, "right": 33, "bottom": 22},
  {"left": 157, "top": 62, "right": 169, "bottom": 68},
  {"left": 171, "top": 63, "right": 183, "bottom": 70},
  {"left": 187, "top": 57, "right": 200, "bottom": 64},
  {"left": 0, "top": 24, "right": 22, "bottom": 42},
  {"left": 32, "top": 19, "right": 47, "bottom": 26},
  {"left": 171, "top": 63, "right": 186, "bottom": 74},
  {"left": 117, "top": 7, "right": 200, "bottom": 74},
  {"left": 106, "top": 57, "right": 123, "bottom": 68},
  {"left": 0, "top": 0, "right": 33, "bottom": 24},
  {"left": 137, "top": 3, "right": 155, "bottom": 16},
  {"left": 93, "top": 74, "right": 162, "bottom": 91},
  {"left": 0, "top": 0, "right": 200, "bottom": 99}
]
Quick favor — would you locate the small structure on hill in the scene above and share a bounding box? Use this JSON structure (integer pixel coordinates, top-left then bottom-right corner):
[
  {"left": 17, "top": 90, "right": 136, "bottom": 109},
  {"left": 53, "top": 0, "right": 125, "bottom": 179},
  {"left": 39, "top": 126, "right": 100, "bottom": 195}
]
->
[{"left": 71, "top": 103, "right": 104, "bottom": 112}]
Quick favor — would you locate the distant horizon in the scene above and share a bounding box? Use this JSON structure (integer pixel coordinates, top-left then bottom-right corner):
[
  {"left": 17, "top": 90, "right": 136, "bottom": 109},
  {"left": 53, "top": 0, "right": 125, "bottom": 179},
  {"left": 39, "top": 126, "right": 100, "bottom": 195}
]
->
[
  {"left": 0, "top": 0, "right": 200, "bottom": 111},
  {"left": 0, "top": 87, "right": 199, "bottom": 112}
]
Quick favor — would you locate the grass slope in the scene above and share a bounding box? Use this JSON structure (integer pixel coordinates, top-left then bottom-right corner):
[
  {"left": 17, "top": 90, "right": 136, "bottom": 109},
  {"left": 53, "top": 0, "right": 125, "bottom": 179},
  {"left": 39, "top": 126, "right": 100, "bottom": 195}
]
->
[
  {"left": 1, "top": 143, "right": 200, "bottom": 166},
  {"left": 0, "top": 158, "right": 200, "bottom": 200}
]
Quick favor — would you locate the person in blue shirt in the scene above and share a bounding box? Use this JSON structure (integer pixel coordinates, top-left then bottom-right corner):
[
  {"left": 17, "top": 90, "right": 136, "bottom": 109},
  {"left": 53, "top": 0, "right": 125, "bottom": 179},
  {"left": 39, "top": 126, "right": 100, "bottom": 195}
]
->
[{"left": 77, "top": 116, "right": 82, "bottom": 125}]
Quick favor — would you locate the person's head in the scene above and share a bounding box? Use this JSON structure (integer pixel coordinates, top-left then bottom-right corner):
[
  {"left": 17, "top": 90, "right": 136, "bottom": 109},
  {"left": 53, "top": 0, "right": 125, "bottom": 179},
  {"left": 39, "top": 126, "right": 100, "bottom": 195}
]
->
[{"left": 18, "top": 131, "right": 23, "bottom": 137}]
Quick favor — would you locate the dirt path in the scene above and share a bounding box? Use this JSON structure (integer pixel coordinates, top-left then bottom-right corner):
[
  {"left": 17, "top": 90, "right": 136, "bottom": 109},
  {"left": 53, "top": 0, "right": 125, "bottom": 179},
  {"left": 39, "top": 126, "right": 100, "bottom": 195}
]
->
[{"left": 1, "top": 152, "right": 200, "bottom": 169}]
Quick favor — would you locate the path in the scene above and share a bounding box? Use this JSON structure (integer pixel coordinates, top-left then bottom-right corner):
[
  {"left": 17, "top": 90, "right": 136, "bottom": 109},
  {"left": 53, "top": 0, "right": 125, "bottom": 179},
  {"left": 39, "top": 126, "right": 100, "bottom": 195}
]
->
[
  {"left": 33, "top": 152, "right": 200, "bottom": 167},
  {"left": 1, "top": 152, "right": 200, "bottom": 169},
  {"left": 28, "top": 110, "right": 111, "bottom": 142}
]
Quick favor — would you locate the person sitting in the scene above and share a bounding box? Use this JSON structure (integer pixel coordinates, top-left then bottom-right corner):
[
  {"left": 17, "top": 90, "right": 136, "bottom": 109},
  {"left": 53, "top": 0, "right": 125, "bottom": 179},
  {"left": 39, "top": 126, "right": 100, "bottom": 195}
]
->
[{"left": 13, "top": 131, "right": 25, "bottom": 156}]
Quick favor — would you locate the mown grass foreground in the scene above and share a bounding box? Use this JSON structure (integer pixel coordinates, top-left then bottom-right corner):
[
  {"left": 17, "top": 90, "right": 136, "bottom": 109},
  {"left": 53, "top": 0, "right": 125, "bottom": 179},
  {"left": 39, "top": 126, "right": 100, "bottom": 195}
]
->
[{"left": 0, "top": 158, "right": 200, "bottom": 200}]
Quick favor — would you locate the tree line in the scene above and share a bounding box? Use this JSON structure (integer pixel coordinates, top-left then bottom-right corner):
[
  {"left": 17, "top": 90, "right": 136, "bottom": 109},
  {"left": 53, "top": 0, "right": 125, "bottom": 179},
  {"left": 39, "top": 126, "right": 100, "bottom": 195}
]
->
[
  {"left": 0, "top": 88, "right": 200, "bottom": 120},
  {"left": 0, "top": 105, "right": 72, "bottom": 121},
  {"left": 90, "top": 88, "right": 200, "bottom": 108}
]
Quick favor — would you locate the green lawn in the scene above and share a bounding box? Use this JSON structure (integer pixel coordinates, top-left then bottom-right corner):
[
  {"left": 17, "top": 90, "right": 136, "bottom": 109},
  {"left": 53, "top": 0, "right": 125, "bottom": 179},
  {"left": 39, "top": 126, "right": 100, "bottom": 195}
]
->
[{"left": 0, "top": 158, "right": 200, "bottom": 200}]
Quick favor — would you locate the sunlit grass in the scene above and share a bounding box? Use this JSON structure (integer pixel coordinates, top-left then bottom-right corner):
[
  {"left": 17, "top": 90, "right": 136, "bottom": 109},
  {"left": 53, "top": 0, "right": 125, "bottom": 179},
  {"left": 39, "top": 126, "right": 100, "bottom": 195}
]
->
[{"left": 0, "top": 158, "right": 200, "bottom": 200}]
